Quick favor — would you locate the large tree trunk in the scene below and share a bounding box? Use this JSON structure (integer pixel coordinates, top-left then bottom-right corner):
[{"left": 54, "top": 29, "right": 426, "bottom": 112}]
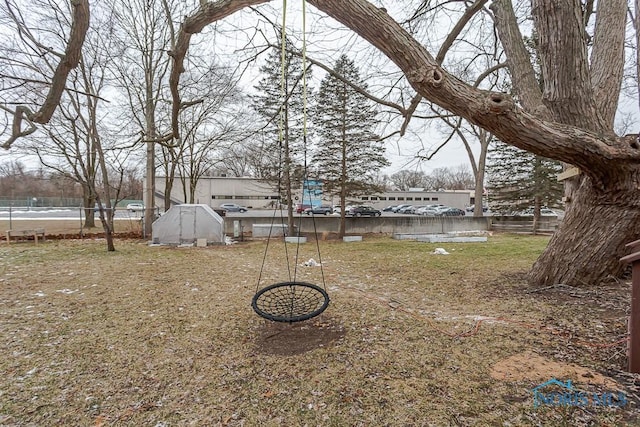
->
[
  {"left": 164, "top": 175, "right": 174, "bottom": 212},
  {"left": 143, "top": 128, "right": 155, "bottom": 238},
  {"left": 529, "top": 171, "right": 640, "bottom": 286},
  {"left": 83, "top": 189, "right": 96, "bottom": 228}
]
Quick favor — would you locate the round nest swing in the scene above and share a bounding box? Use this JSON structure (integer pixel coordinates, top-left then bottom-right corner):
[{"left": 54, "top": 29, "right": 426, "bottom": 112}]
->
[
  {"left": 251, "top": 1, "right": 330, "bottom": 324},
  {"left": 252, "top": 281, "right": 330, "bottom": 323}
]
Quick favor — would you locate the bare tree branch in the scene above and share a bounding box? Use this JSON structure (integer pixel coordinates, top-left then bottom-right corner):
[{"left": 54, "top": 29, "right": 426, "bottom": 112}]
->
[
  {"left": 401, "top": 0, "right": 490, "bottom": 137},
  {"left": 489, "top": 0, "right": 550, "bottom": 118},
  {"left": 275, "top": 43, "right": 408, "bottom": 114},
  {"left": 168, "top": 0, "right": 269, "bottom": 139},
  {"left": 435, "top": 0, "right": 489, "bottom": 64},
  {"left": 2, "top": 0, "right": 90, "bottom": 149},
  {"left": 31, "top": 0, "right": 89, "bottom": 124}
]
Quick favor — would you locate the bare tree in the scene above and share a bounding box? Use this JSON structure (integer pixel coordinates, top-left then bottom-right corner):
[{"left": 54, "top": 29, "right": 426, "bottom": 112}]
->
[
  {"left": 427, "top": 165, "right": 475, "bottom": 191},
  {"left": 36, "top": 2, "right": 125, "bottom": 250},
  {"left": 167, "top": 0, "right": 640, "bottom": 286},
  {"left": 0, "top": 0, "right": 89, "bottom": 147},
  {"left": 428, "top": 114, "right": 492, "bottom": 215},
  {"left": 213, "top": 143, "right": 259, "bottom": 177},
  {"left": 169, "top": 63, "right": 245, "bottom": 205},
  {"left": 110, "top": 0, "right": 183, "bottom": 235},
  {"left": 0, "top": 0, "right": 127, "bottom": 250},
  {"left": 388, "top": 170, "right": 428, "bottom": 191}
]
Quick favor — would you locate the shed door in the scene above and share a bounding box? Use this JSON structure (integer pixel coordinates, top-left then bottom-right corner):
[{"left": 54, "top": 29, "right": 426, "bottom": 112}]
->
[{"left": 179, "top": 207, "right": 196, "bottom": 243}]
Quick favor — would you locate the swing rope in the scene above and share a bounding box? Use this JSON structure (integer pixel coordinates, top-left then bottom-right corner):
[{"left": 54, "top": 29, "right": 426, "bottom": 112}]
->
[
  {"left": 300, "top": 0, "right": 327, "bottom": 290},
  {"left": 256, "top": 0, "right": 293, "bottom": 287},
  {"left": 252, "top": 0, "right": 330, "bottom": 323}
]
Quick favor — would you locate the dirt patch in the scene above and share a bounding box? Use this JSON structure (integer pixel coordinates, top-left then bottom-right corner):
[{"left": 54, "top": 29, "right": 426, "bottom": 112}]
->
[
  {"left": 253, "top": 315, "right": 346, "bottom": 356},
  {"left": 491, "top": 351, "right": 621, "bottom": 390}
]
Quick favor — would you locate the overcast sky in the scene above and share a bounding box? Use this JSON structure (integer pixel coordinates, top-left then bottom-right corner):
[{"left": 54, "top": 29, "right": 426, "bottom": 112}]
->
[{"left": 1, "top": 1, "right": 638, "bottom": 178}]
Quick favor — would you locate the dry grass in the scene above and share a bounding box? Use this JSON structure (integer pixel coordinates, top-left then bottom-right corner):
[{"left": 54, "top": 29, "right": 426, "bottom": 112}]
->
[{"left": 0, "top": 234, "right": 639, "bottom": 426}]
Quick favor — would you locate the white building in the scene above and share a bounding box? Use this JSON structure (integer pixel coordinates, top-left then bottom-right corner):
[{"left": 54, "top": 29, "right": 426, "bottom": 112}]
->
[
  {"left": 155, "top": 176, "right": 280, "bottom": 211},
  {"left": 155, "top": 177, "right": 472, "bottom": 211},
  {"left": 357, "top": 189, "right": 471, "bottom": 210}
]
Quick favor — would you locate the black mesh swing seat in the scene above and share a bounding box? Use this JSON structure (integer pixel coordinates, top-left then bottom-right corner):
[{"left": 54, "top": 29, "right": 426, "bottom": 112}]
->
[{"left": 252, "top": 281, "right": 330, "bottom": 323}]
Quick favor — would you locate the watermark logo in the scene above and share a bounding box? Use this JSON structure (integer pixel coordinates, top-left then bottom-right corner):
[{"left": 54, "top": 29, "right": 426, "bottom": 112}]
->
[{"left": 532, "top": 378, "right": 627, "bottom": 408}]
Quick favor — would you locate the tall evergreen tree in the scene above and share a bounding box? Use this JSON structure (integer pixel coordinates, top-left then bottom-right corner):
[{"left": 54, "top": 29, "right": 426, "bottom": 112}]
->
[
  {"left": 487, "top": 140, "right": 563, "bottom": 229},
  {"left": 252, "top": 39, "right": 310, "bottom": 231},
  {"left": 312, "top": 55, "right": 389, "bottom": 237}
]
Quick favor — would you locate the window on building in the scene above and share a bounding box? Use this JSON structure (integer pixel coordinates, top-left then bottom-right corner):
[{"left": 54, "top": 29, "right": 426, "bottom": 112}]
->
[
  {"left": 361, "top": 196, "right": 369, "bottom": 200},
  {"left": 432, "top": 197, "right": 439, "bottom": 201},
  {"left": 389, "top": 197, "right": 396, "bottom": 201},
  {"left": 397, "top": 197, "right": 404, "bottom": 201}
]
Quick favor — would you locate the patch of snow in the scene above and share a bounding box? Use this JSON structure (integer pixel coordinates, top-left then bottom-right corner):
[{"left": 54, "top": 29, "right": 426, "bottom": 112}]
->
[
  {"left": 432, "top": 248, "right": 450, "bottom": 255},
  {"left": 303, "top": 258, "right": 320, "bottom": 267}
]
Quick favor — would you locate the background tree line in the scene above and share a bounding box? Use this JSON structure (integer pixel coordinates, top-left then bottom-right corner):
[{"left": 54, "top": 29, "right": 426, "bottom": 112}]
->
[{"left": 0, "top": 160, "right": 142, "bottom": 205}]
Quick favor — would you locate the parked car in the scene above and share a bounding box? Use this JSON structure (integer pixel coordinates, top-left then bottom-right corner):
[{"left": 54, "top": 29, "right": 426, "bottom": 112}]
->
[
  {"left": 391, "top": 204, "right": 412, "bottom": 213},
  {"left": 347, "top": 205, "right": 382, "bottom": 217},
  {"left": 437, "top": 207, "right": 466, "bottom": 216},
  {"left": 220, "top": 203, "right": 248, "bottom": 213},
  {"left": 333, "top": 205, "right": 356, "bottom": 214},
  {"left": 415, "top": 206, "right": 440, "bottom": 216},
  {"left": 406, "top": 205, "right": 426, "bottom": 214},
  {"left": 382, "top": 205, "right": 397, "bottom": 212},
  {"left": 397, "top": 205, "right": 415, "bottom": 214},
  {"left": 295, "top": 203, "right": 313, "bottom": 213},
  {"left": 304, "top": 205, "right": 333, "bottom": 215},
  {"left": 126, "top": 202, "right": 144, "bottom": 212}
]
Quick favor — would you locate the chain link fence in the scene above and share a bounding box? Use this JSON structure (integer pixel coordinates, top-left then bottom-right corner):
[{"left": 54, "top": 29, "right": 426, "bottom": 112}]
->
[
  {"left": 0, "top": 196, "right": 84, "bottom": 208},
  {"left": 0, "top": 205, "right": 156, "bottom": 238}
]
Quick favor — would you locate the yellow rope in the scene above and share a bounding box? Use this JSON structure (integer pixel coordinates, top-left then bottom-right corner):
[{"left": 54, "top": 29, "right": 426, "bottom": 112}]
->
[
  {"left": 301, "top": 0, "right": 308, "bottom": 138},
  {"left": 279, "top": 1, "right": 308, "bottom": 144},
  {"left": 278, "top": 0, "right": 287, "bottom": 151}
]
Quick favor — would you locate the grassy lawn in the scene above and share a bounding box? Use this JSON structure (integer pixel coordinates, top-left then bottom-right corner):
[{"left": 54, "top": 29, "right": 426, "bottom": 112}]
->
[{"left": 0, "top": 234, "right": 638, "bottom": 426}]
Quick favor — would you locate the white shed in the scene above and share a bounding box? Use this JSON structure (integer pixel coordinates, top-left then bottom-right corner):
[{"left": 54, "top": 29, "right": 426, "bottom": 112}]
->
[{"left": 152, "top": 204, "right": 225, "bottom": 245}]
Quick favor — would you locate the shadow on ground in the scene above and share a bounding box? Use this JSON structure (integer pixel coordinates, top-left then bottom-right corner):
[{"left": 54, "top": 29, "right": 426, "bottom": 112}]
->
[{"left": 253, "top": 315, "right": 346, "bottom": 356}]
